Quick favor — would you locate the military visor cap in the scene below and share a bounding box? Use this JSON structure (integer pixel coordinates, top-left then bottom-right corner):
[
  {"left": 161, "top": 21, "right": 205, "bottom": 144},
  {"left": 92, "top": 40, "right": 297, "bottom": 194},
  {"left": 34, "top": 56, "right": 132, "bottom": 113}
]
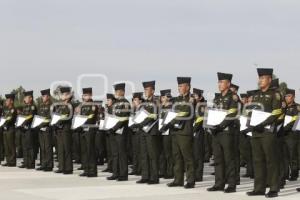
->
[
  {"left": 133, "top": 92, "right": 143, "bottom": 99},
  {"left": 23, "top": 90, "right": 33, "bottom": 97},
  {"left": 177, "top": 77, "right": 191, "bottom": 85},
  {"left": 193, "top": 88, "right": 203, "bottom": 96},
  {"left": 257, "top": 68, "right": 273, "bottom": 77},
  {"left": 217, "top": 72, "right": 233, "bottom": 81},
  {"left": 114, "top": 83, "right": 126, "bottom": 91},
  {"left": 240, "top": 93, "right": 248, "bottom": 98},
  {"left": 142, "top": 81, "right": 156, "bottom": 89},
  {"left": 82, "top": 87, "right": 93, "bottom": 94},
  {"left": 285, "top": 88, "right": 295, "bottom": 96},
  {"left": 230, "top": 83, "right": 239, "bottom": 91},
  {"left": 5, "top": 93, "right": 15, "bottom": 100},
  {"left": 160, "top": 89, "right": 171, "bottom": 97},
  {"left": 40, "top": 89, "right": 50, "bottom": 96},
  {"left": 60, "top": 87, "right": 71, "bottom": 93},
  {"left": 106, "top": 93, "right": 115, "bottom": 100}
]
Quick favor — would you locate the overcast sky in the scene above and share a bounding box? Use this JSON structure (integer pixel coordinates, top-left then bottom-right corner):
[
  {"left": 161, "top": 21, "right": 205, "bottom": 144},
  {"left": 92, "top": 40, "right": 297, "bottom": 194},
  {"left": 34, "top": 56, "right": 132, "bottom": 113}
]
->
[{"left": 0, "top": 0, "right": 299, "bottom": 100}]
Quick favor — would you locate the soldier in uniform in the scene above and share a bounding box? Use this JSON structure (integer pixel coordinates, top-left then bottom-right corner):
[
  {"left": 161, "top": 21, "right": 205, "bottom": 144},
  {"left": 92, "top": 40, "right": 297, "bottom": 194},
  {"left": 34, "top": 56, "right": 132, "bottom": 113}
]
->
[
  {"left": 166, "top": 77, "right": 195, "bottom": 189},
  {"left": 1, "top": 94, "right": 17, "bottom": 167},
  {"left": 95, "top": 100, "right": 105, "bottom": 166},
  {"left": 53, "top": 87, "right": 74, "bottom": 174},
  {"left": 72, "top": 104, "right": 82, "bottom": 164},
  {"left": 271, "top": 79, "right": 288, "bottom": 189},
  {"left": 19, "top": 91, "right": 37, "bottom": 169},
  {"left": 128, "top": 92, "right": 143, "bottom": 176},
  {"left": 15, "top": 106, "right": 23, "bottom": 158},
  {"left": 246, "top": 68, "right": 282, "bottom": 198},
  {"left": 192, "top": 88, "right": 206, "bottom": 182},
  {"left": 240, "top": 91, "right": 254, "bottom": 179},
  {"left": 132, "top": 81, "right": 160, "bottom": 184},
  {"left": 207, "top": 73, "right": 238, "bottom": 193},
  {"left": 229, "top": 83, "right": 241, "bottom": 185},
  {"left": 101, "top": 94, "right": 115, "bottom": 173},
  {"left": 106, "top": 83, "right": 130, "bottom": 181},
  {"left": 239, "top": 93, "right": 248, "bottom": 168},
  {"left": 78, "top": 88, "right": 98, "bottom": 177},
  {"left": 36, "top": 89, "right": 53, "bottom": 171},
  {"left": 283, "top": 89, "right": 299, "bottom": 181},
  {"left": 159, "top": 89, "right": 174, "bottom": 179}
]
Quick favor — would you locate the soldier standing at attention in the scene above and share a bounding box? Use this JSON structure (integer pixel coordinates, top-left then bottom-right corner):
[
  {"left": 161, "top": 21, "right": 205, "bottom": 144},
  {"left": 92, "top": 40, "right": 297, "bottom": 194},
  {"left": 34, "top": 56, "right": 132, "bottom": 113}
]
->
[
  {"left": 128, "top": 92, "right": 143, "bottom": 176},
  {"left": 36, "top": 89, "right": 53, "bottom": 171},
  {"left": 283, "top": 89, "right": 299, "bottom": 181},
  {"left": 19, "top": 91, "right": 37, "bottom": 169},
  {"left": 106, "top": 83, "right": 131, "bottom": 181},
  {"left": 78, "top": 88, "right": 98, "bottom": 177},
  {"left": 240, "top": 92, "right": 254, "bottom": 179},
  {"left": 246, "top": 68, "right": 282, "bottom": 198},
  {"left": 207, "top": 73, "right": 238, "bottom": 193},
  {"left": 166, "top": 77, "right": 195, "bottom": 189},
  {"left": 159, "top": 89, "right": 174, "bottom": 179},
  {"left": 72, "top": 104, "right": 82, "bottom": 165},
  {"left": 133, "top": 81, "right": 160, "bottom": 185},
  {"left": 1, "top": 94, "right": 17, "bottom": 167},
  {"left": 229, "top": 83, "right": 241, "bottom": 185},
  {"left": 192, "top": 88, "right": 206, "bottom": 182},
  {"left": 101, "top": 94, "right": 115, "bottom": 173},
  {"left": 94, "top": 100, "right": 105, "bottom": 166},
  {"left": 270, "top": 79, "right": 287, "bottom": 189},
  {"left": 53, "top": 87, "right": 74, "bottom": 175}
]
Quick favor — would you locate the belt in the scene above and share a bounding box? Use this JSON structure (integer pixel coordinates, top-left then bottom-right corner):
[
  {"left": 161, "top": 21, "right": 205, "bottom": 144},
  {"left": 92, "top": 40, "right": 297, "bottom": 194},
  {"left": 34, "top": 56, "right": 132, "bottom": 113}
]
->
[
  {"left": 40, "top": 127, "right": 48, "bottom": 132},
  {"left": 56, "top": 124, "right": 63, "bottom": 129},
  {"left": 83, "top": 127, "right": 90, "bottom": 132},
  {"left": 3, "top": 127, "right": 8, "bottom": 131}
]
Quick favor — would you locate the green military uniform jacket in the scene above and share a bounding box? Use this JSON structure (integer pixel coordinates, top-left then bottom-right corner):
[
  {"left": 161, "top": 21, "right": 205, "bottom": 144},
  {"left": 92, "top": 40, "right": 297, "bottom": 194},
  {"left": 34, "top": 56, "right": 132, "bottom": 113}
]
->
[
  {"left": 170, "top": 93, "right": 194, "bottom": 136},
  {"left": 251, "top": 88, "right": 282, "bottom": 137},
  {"left": 213, "top": 90, "right": 238, "bottom": 132},
  {"left": 139, "top": 96, "right": 159, "bottom": 136},
  {"left": 2, "top": 106, "right": 17, "bottom": 129}
]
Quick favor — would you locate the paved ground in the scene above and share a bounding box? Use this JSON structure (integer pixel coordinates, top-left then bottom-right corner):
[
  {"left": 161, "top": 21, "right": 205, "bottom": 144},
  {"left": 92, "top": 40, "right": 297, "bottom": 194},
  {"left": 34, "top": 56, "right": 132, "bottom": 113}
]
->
[{"left": 0, "top": 160, "right": 299, "bottom": 200}]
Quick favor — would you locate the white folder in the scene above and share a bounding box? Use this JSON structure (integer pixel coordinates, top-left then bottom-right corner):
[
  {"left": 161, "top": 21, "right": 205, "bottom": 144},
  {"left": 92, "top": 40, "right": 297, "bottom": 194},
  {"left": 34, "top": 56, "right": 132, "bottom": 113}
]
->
[
  {"left": 99, "top": 119, "right": 105, "bottom": 130},
  {"left": 293, "top": 116, "right": 300, "bottom": 131},
  {"left": 16, "top": 115, "right": 27, "bottom": 127},
  {"left": 133, "top": 109, "right": 150, "bottom": 124},
  {"left": 50, "top": 114, "right": 63, "bottom": 126},
  {"left": 284, "top": 115, "right": 293, "bottom": 127},
  {"left": 32, "top": 115, "right": 46, "bottom": 128},
  {"left": 115, "top": 127, "right": 124, "bottom": 135},
  {"left": 72, "top": 115, "right": 89, "bottom": 129},
  {"left": 206, "top": 109, "right": 227, "bottom": 126},
  {"left": 159, "top": 118, "right": 163, "bottom": 130},
  {"left": 128, "top": 116, "right": 135, "bottom": 127},
  {"left": 104, "top": 115, "right": 119, "bottom": 130},
  {"left": 250, "top": 110, "right": 271, "bottom": 129},
  {"left": 0, "top": 117, "right": 7, "bottom": 127},
  {"left": 163, "top": 111, "right": 177, "bottom": 125},
  {"left": 239, "top": 116, "right": 248, "bottom": 131}
]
